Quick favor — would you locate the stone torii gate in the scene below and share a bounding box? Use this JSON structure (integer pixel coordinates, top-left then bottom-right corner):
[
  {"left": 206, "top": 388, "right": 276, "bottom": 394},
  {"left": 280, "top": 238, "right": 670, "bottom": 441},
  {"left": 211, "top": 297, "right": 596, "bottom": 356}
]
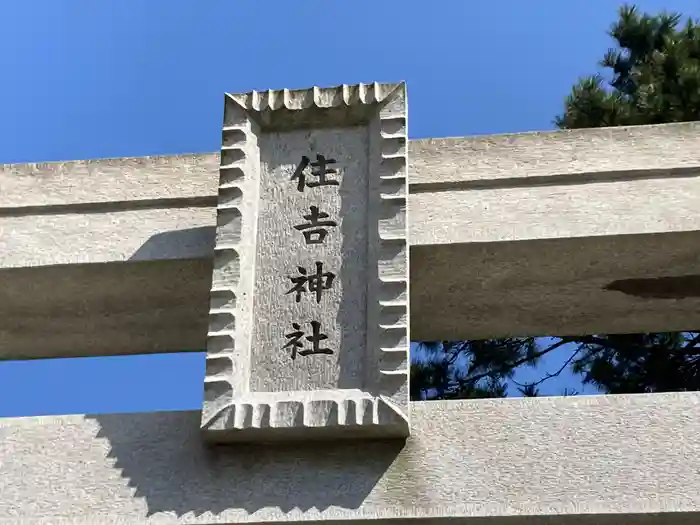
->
[{"left": 1, "top": 81, "right": 700, "bottom": 524}]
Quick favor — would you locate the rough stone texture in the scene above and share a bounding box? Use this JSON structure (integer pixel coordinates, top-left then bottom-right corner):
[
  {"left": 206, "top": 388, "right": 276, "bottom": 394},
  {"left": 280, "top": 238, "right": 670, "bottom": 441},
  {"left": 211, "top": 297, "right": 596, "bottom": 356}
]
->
[
  {"left": 2, "top": 121, "right": 697, "bottom": 211},
  {"left": 1, "top": 123, "right": 700, "bottom": 359},
  {"left": 202, "top": 84, "right": 409, "bottom": 442},
  {"left": 1, "top": 395, "right": 700, "bottom": 524},
  {"left": 408, "top": 121, "right": 700, "bottom": 187},
  {"left": 0, "top": 207, "right": 215, "bottom": 268},
  {"left": 0, "top": 259, "right": 211, "bottom": 360},
  {"left": 408, "top": 174, "right": 700, "bottom": 245},
  {"left": 411, "top": 230, "right": 700, "bottom": 340},
  {"left": 248, "top": 128, "right": 370, "bottom": 394}
]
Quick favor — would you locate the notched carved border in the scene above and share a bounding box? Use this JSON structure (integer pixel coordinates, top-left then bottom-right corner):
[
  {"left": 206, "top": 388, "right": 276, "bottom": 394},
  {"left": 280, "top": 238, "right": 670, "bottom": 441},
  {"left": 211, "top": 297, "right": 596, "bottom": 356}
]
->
[
  {"left": 228, "top": 83, "right": 401, "bottom": 111},
  {"left": 373, "top": 83, "right": 410, "bottom": 430},
  {"left": 203, "top": 395, "right": 406, "bottom": 439},
  {"left": 201, "top": 95, "right": 255, "bottom": 431},
  {"left": 201, "top": 83, "right": 409, "bottom": 441}
]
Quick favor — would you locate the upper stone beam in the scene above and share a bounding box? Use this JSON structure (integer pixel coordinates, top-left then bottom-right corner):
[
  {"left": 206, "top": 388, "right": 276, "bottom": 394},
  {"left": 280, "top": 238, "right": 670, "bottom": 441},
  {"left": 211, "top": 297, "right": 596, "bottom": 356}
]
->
[
  {"left": 0, "top": 122, "right": 699, "bottom": 360},
  {"left": 3, "top": 121, "right": 700, "bottom": 269},
  {"left": 1, "top": 121, "right": 698, "bottom": 214}
]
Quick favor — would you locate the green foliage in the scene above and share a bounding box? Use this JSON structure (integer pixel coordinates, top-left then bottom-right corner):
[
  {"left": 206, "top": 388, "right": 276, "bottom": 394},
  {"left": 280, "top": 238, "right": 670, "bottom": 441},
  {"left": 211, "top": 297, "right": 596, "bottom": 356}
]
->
[
  {"left": 413, "top": 5, "right": 700, "bottom": 400},
  {"left": 411, "top": 338, "right": 538, "bottom": 400},
  {"left": 412, "top": 333, "right": 700, "bottom": 400},
  {"left": 555, "top": 4, "right": 700, "bottom": 128}
]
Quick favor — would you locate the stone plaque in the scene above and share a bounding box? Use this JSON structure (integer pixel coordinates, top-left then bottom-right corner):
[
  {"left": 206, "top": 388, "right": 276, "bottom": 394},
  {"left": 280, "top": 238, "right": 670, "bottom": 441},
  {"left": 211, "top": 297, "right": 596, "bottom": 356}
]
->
[{"left": 201, "top": 83, "right": 409, "bottom": 442}]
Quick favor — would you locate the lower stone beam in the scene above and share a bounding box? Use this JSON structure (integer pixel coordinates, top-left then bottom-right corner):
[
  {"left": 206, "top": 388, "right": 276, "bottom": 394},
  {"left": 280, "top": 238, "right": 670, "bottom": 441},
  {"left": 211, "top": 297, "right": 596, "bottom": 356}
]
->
[{"left": 1, "top": 394, "right": 699, "bottom": 524}]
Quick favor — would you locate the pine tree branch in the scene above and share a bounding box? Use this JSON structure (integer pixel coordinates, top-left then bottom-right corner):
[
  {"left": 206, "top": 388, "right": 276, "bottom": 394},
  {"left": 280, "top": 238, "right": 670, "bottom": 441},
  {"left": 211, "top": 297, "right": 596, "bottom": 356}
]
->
[
  {"left": 463, "top": 338, "right": 573, "bottom": 385},
  {"left": 512, "top": 347, "right": 584, "bottom": 389},
  {"left": 684, "top": 333, "right": 700, "bottom": 350}
]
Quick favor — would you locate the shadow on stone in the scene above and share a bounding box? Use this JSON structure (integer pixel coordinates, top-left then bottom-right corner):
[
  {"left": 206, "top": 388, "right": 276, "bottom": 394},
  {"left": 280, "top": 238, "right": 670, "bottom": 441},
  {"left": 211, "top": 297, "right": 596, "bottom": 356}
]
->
[
  {"left": 86, "top": 410, "right": 403, "bottom": 517},
  {"left": 83, "top": 226, "right": 404, "bottom": 517},
  {"left": 0, "top": 226, "right": 216, "bottom": 360},
  {"left": 336, "top": 141, "right": 369, "bottom": 391},
  {"left": 605, "top": 274, "right": 700, "bottom": 299},
  {"left": 129, "top": 225, "right": 215, "bottom": 261}
]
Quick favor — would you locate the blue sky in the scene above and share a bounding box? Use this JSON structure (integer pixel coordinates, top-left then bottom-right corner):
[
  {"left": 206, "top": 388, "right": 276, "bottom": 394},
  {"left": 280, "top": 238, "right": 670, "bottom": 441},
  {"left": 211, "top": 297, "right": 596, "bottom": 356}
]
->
[{"left": 0, "top": 0, "right": 695, "bottom": 417}]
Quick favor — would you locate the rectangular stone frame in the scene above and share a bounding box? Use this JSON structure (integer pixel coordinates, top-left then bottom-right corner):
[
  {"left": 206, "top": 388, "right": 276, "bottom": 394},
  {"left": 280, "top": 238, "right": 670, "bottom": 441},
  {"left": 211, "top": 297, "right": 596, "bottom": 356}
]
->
[{"left": 201, "top": 83, "right": 410, "bottom": 442}]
